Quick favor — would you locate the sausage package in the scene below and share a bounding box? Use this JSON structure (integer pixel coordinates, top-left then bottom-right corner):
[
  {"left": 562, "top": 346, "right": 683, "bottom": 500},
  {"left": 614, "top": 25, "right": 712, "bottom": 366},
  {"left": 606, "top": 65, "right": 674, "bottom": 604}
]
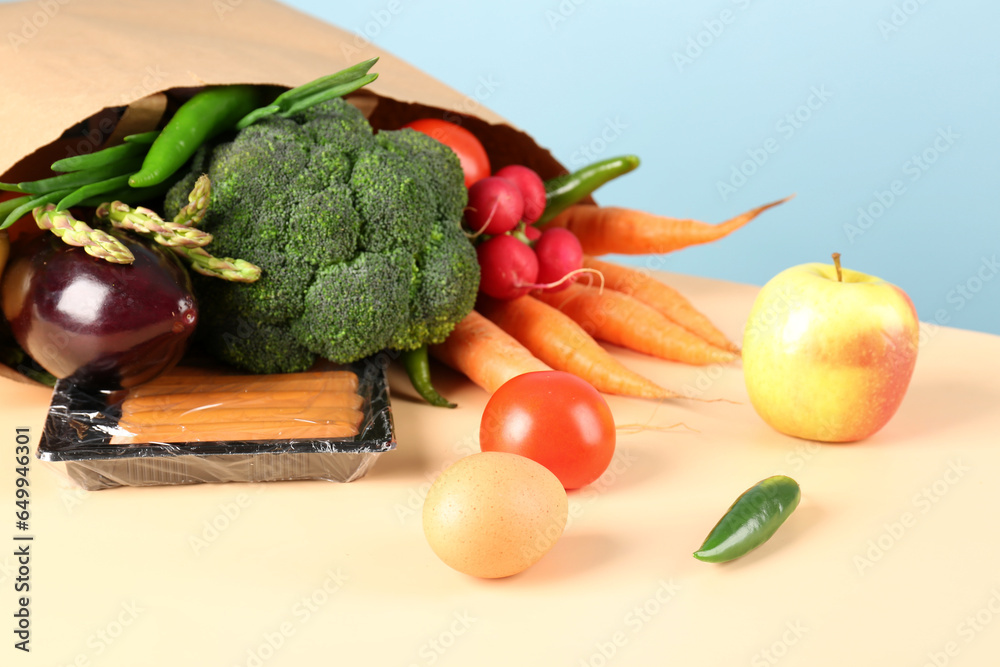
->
[{"left": 37, "top": 356, "right": 395, "bottom": 490}]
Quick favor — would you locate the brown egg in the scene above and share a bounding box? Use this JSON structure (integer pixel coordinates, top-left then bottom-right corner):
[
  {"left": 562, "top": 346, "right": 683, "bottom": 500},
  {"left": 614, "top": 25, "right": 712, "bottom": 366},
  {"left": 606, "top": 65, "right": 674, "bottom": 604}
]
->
[{"left": 423, "top": 451, "right": 569, "bottom": 578}]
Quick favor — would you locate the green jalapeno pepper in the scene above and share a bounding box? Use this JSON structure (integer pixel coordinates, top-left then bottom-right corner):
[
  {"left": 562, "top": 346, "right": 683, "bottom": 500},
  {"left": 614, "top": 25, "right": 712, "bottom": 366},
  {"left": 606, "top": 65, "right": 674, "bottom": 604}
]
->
[
  {"left": 538, "top": 154, "right": 640, "bottom": 224},
  {"left": 693, "top": 475, "right": 801, "bottom": 563},
  {"left": 400, "top": 345, "right": 456, "bottom": 408}
]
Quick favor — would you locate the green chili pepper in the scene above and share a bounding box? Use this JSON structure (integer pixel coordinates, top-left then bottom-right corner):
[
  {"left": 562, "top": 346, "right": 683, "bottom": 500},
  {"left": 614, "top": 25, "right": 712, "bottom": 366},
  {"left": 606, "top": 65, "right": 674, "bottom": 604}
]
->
[
  {"left": 400, "top": 345, "right": 456, "bottom": 408},
  {"left": 0, "top": 189, "right": 73, "bottom": 230},
  {"left": 50, "top": 133, "right": 158, "bottom": 173},
  {"left": 128, "top": 84, "right": 262, "bottom": 189},
  {"left": 693, "top": 475, "right": 801, "bottom": 563},
  {"left": 17, "top": 155, "right": 144, "bottom": 195},
  {"left": 538, "top": 155, "right": 640, "bottom": 224}
]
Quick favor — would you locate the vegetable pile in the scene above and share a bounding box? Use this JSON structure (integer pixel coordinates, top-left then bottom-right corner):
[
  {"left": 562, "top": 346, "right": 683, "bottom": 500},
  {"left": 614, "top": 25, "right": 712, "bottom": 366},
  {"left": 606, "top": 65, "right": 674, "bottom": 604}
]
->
[
  {"left": 0, "top": 58, "right": 477, "bottom": 394},
  {"left": 0, "top": 56, "right": 790, "bottom": 407}
]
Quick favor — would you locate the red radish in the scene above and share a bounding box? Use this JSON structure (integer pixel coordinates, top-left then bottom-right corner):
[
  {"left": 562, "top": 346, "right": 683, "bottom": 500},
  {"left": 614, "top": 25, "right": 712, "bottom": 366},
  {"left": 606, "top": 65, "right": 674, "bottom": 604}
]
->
[
  {"left": 465, "top": 177, "right": 524, "bottom": 235},
  {"left": 533, "top": 228, "right": 584, "bottom": 293},
  {"left": 494, "top": 165, "right": 546, "bottom": 224},
  {"left": 476, "top": 234, "right": 539, "bottom": 300},
  {"left": 523, "top": 225, "right": 542, "bottom": 242}
]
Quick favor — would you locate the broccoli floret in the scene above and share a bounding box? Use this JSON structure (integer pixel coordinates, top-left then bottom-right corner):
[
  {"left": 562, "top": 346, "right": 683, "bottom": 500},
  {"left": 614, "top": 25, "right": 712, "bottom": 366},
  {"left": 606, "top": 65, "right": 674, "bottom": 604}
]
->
[
  {"left": 289, "top": 251, "right": 411, "bottom": 363},
  {"left": 391, "top": 219, "right": 479, "bottom": 350},
  {"left": 165, "top": 98, "right": 478, "bottom": 374},
  {"left": 350, "top": 149, "right": 434, "bottom": 255},
  {"left": 377, "top": 129, "right": 467, "bottom": 222},
  {"left": 197, "top": 311, "right": 315, "bottom": 375}
]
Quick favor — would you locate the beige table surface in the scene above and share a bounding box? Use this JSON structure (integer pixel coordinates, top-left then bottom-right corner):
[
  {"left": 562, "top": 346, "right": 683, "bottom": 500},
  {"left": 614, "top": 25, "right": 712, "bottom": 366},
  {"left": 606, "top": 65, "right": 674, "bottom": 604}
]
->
[{"left": 2, "top": 271, "right": 998, "bottom": 667}]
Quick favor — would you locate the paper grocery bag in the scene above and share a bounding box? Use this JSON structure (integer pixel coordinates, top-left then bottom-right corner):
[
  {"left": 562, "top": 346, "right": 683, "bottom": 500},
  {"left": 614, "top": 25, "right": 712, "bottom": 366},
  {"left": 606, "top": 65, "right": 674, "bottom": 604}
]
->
[
  {"left": 0, "top": 0, "right": 571, "bottom": 384},
  {"left": 0, "top": 0, "right": 571, "bottom": 176}
]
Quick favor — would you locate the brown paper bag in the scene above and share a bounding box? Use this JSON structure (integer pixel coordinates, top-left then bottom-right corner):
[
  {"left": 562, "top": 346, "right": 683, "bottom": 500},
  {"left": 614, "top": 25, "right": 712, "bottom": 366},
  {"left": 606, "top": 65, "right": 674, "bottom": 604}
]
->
[{"left": 0, "top": 0, "right": 572, "bottom": 384}]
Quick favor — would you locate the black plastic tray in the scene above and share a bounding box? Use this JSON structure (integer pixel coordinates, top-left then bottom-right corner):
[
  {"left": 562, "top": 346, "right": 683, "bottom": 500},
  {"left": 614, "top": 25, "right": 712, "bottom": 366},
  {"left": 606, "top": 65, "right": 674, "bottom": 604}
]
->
[{"left": 37, "top": 356, "right": 395, "bottom": 490}]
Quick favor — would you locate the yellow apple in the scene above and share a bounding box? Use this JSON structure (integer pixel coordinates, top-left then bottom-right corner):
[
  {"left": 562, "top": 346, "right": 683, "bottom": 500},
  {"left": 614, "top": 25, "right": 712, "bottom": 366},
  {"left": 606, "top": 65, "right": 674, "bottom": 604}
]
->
[{"left": 742, "top": 255, "right": 919, "bottom": 442}]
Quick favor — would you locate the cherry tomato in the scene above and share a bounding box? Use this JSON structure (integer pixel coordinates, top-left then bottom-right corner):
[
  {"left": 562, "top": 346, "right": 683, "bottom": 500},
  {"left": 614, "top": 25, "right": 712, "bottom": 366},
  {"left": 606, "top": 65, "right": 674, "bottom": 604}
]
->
[
  {"left": 403, "top": 118, "right": 491, "bottom": 189},
  {"left": 480, "top": 371, "right": 616, "bottom": 490}
]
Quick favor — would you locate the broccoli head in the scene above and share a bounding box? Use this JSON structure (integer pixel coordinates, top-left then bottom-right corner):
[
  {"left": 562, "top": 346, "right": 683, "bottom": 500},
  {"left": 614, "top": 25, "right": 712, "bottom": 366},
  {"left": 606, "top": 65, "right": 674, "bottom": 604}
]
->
[{"left": 165, "top": 98, "right": 478, "bottom": 373}]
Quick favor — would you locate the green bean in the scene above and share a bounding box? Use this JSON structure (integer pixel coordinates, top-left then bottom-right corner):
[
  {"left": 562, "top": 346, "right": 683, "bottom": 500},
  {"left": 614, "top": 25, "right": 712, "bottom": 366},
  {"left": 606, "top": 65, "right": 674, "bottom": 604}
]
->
[
  {"left": 539, "top": 155, "right": 640, "bottom": 224},
  {"left": 123, "top": 131, "right": 161, "bottom": 144},
  {"left": 0, "top": 195, "right": 32, "bottom": 222},
  {"left": 272, "top": 57, "right": 378, "bottom": 108},
  {"left": 56, "top": 174, "right": 133, "bottom": 210},
  {"left": 75, "top": 179, "right": 175, "bottom": 208},
  {"left": 1, "top": 189, "right": 73, "bottom": 230},
  {"left": 51, "top": 136, "right": 156, "bottom": 173},
  {"left": 693, "top": 475, "right": 801, "bottom": 563},
  {"left": 234, "top": 57, "right": 379, "bottom": 130},
  {"left": 278, "top": 73, "right": 378, "bottom": 119},
  {"left": 400, "top": 346, "right": 456, "bottom": 408},
  {"left": 0, "top": 182, "right": 24, "bottom": 193},
  {"left": 233, "top": 104, "right": 280, "bottom": 130},
  {"left": 17, "top": 155, "right": 144, "bottom": 195}
]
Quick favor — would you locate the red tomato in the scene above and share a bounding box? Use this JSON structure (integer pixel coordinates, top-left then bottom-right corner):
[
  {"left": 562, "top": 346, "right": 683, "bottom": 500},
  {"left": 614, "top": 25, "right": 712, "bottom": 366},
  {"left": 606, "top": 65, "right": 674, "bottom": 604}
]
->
[
  {"left": 480, "top": 371, "right": 616, "bottom": 490},
  {"left": 403, "top": 118, "right": 490, "bottom": 188}
]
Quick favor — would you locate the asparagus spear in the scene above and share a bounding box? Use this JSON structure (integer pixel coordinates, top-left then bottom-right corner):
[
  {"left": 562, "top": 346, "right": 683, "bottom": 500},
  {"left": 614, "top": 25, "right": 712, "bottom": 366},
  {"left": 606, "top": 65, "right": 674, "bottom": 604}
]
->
[
  {"left": 32, "top": 205, "right": 134, "bottom": 264},
  {"left": 95, "top": 201, "right": 213, "bottom": 248}
]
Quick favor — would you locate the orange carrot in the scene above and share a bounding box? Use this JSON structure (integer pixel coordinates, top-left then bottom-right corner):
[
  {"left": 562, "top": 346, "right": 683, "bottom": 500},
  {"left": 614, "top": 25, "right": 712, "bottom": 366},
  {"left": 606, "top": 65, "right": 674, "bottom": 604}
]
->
[
  {"left": 534, "top": 283, "right": 739, "bottom": 365},
  {"left": 478, "top": 295, "right": 679, "bottom": 400},
  {"left": 428, "top": 310, "right": 551, "bottom": 394},
  {"left": 542, "top": 196, "right": 792, "bottom": 256},
  {"left": 582, "top": 256, "right": 739, "bottom": 353}
]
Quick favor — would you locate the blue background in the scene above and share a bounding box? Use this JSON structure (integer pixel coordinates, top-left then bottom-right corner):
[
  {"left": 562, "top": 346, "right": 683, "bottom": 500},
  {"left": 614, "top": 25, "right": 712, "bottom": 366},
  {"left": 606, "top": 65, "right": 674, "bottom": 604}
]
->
[{"left": 284, "top": 0, "right": 999, "bottom": 336}]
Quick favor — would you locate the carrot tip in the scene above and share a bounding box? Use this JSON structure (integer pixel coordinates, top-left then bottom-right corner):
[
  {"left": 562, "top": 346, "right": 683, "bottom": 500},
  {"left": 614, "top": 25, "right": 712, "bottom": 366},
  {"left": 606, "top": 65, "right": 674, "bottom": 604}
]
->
[{"left": 615, "top": 421, "right": 700, "bottom": 435}]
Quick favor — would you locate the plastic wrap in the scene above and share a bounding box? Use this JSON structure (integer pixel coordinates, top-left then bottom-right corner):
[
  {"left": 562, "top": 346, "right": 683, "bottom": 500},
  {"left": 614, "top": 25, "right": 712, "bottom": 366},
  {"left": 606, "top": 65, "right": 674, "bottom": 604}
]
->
[{"left": 37, "top": 357, "right": 395, "bottom": 490}]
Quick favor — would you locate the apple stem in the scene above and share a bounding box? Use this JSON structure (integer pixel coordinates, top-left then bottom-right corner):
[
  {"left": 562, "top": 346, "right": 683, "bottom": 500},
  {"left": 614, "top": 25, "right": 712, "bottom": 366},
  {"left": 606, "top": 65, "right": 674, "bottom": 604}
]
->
[{"left": 832, "top": 252, "right": 843, "bottom": 282}]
